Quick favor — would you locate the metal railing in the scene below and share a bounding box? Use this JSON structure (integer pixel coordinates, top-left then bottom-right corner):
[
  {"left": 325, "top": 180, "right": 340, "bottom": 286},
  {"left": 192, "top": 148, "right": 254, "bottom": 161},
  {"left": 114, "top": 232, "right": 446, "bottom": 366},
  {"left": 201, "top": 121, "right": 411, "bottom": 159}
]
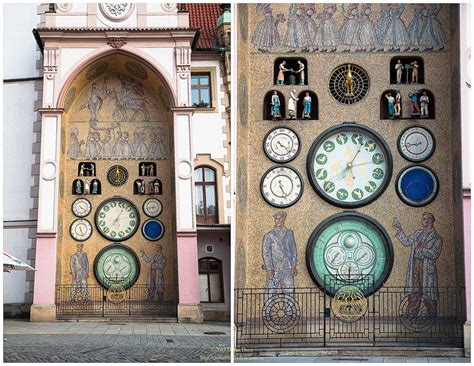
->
[
  {"left": 234, "top": 286, "right": 464, "bottom": 349},
  {"left": 56, "top": 284, "right": 178, "bottom": 319}
]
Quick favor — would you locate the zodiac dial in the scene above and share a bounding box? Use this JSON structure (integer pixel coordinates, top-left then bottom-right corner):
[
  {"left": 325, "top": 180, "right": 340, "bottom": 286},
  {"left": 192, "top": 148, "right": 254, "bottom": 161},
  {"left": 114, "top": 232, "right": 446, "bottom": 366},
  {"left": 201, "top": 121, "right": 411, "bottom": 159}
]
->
[
  {"left": 306, "top": 212, "right": 393, "bottom": 296},
  {"left": 107, "top": 165, "right": 129, "bottom": 187},
  {"left": 307, "top": 123, "right": 392, "bottom": 208},
  {"left": 70, "top": 219, "right": 93, "bottom": 241},
  {"left": 398, "top": 126, "right": 435, "bottom": 162},
  {"left": 95, "top": 197, "right": 139, "bottom": 241},
  {"left": 72, "top": 198, "right": 92, "bottom": 217},
  {"left": 94, "top": 244, "right": 140, "bottom": 289},
  {"left": 260, "top": 166, "right": 304, "bottom": 208},
  {"left": 263, "top": 126, "right": 301, "bottom": 163}
]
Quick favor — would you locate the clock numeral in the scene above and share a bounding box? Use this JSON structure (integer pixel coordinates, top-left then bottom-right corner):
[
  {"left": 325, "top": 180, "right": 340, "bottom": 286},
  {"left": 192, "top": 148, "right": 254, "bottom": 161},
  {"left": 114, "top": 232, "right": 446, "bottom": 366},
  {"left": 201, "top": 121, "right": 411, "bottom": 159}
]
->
[
  {"left": 129, "top": 220, "right": 136, "bottom": 226},
  {"left": 316, "top": 154, "right": 328, "bottom": 165},
  {"left": 351, "top": 189, "right": 364, "bottom": 201},
  {"left": 129, "top": 213, "right": 136, "bottom": 218},
  {"left": 365, "top": 140, "right": 376, "bottom": 152},
  {"left": 104, "top": 206, "right": 110, "bottom": 212},
  {"left": 118, "top": 231, "right": 125, "bottom": 237},
  {"left": 110, "top": 202, "right": 117, "bottom": 208},
  {"left": 372, "top": 168, "right": 384, "bottom": 180},
  {"left": 103, "top": 227, "right": 110, "bottom": 234},
  {"left": 99, "top": 220, "right": 106, "bottom": 227},
  {"left": 99, "top": 212, "right": 106, "bottom": 218},
  {"left": 316, "top": 168, "right": 327, "bottom": 180},
  {"left": 372, "top": 153, "right": 384, "bottom": 165},
  {"left": 111, "top": 231, "right": 117, "bottom": 237},
  {"left": 125, "top": 206, "right": 131, "bottom": 212}
]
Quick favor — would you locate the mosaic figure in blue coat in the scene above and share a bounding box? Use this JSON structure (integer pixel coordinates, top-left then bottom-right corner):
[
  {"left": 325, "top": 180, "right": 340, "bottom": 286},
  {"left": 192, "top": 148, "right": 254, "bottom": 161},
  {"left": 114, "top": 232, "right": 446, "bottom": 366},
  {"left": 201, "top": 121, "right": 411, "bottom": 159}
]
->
[
  {"left": 407, "top": 4, "right": 427, "bottom": 51},
  {"left": 262, "top": 211, "right": 297, "bottom": 300},
  {"left": 382, "top": 4, "right": 410, "bottom": 52},
  {"left": 418, "top": 4, "right": 447, "bottom": 51}
]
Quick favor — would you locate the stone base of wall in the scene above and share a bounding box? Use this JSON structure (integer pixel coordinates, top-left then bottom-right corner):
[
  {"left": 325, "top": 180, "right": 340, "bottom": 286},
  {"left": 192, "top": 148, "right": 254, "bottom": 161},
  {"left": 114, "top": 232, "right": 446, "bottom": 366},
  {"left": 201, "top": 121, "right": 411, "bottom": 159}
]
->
[
  {"left": 30, "top": 304, "right": 56, "bottom": 322},
  {"left": 203, "top": 309, "right": 230, "bottom": 322},
  {"left": 465, "top": 321, "right": 471, "bottom": 357},
  {"left": 178, "top": 303, "right": 203, "bottom": 323},
  {"left": 4, "top": 303, "right": 31, "bottom": 319}
]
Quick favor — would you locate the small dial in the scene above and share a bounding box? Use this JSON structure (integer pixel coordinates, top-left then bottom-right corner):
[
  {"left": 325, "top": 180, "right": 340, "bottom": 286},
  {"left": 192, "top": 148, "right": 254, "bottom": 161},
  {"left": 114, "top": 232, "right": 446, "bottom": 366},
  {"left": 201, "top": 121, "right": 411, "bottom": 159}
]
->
[
  {"left": 143, "top": 198, "right": 163, "bottom": 218},
  {"left": 396, "top": 165, "right": 439, "bottom": 207},
  {"left": 340, "top": 261, "right": 361, "bottom": 280},
  {"left": 398, "top": 126, "right": 435, "bottom": 162},
  {"left": 142, "top": 219, "right": 165, "bottom": 241},
  {"left": 72, "top": 198, "right": 92, "bottom": 218},
  {"left": 107, "top": 165, "right": 129, "bottom": 187},
  {"left": 95, "top": 197, "right": 139, "bottom": 241},
  {"left": 260, "top": 165, "right": 304, "bottom": 208},
  {"left": 70, "top": 219, "right": 93, "bottom": 241},
  {"left": 324, "top": 245, "right": 346, "bottom": 268},
  {"left": 263, "top": 126, "right": 301, "bottom": 163},
  {"left": 307, "top": 123, "right": 392, "bottom": 208}
]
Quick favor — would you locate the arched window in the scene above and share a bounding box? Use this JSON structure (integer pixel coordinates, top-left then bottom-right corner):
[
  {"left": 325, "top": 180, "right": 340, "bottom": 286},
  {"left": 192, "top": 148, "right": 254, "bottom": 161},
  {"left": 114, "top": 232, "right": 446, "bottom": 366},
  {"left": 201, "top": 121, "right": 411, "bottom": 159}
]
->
[
  {"left": 198, "top": 257, "right": 224, "bottom": 303},
  {"left": 195, "top": 166, "right": 218, "bottom": 224}
]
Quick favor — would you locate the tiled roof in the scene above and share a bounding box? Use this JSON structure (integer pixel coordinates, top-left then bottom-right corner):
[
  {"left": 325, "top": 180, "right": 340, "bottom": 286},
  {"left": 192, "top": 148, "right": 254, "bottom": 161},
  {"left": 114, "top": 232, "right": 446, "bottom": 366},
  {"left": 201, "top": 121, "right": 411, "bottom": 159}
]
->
[{"left": 179, "top": 3, "right": 221, "bottom": 50}]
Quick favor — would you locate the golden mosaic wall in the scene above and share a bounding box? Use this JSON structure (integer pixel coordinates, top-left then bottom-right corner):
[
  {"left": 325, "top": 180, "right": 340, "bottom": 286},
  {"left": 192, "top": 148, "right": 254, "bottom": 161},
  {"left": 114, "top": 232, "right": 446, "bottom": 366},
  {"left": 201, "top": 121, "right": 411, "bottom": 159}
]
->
[{"left": 236, "top": 4, "right": 463, "bottom": 290}]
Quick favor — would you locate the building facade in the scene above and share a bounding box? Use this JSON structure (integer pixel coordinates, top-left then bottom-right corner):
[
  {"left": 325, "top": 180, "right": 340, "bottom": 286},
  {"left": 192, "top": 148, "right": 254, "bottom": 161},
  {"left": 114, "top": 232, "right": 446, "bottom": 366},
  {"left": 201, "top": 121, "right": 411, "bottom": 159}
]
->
[{"left": 3, "top": 3, "right": 231, "bottom": 323}]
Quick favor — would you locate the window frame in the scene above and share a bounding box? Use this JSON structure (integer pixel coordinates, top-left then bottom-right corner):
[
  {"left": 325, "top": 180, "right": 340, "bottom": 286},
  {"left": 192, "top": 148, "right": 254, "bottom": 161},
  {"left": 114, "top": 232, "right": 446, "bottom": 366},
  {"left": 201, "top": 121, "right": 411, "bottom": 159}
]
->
[
  {"left": 194, "top": 166, "right": 219, "bottom": 224},
  {"left": 198, "top": 257, "right": 224, "bottom": 304},
  {"left": 191, "top": 72, "right": 213, "bottom": 108}
]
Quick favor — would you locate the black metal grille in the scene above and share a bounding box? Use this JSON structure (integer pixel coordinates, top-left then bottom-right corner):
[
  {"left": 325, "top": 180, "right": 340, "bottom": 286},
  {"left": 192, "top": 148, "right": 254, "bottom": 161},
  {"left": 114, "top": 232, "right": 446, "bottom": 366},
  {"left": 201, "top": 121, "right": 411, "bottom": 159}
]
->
[
  {"left": 56, "top": 284, "right": 178, "bottom": 319},
  {"left": 235, "top": 286, "right": 464, "bottom": 349}
]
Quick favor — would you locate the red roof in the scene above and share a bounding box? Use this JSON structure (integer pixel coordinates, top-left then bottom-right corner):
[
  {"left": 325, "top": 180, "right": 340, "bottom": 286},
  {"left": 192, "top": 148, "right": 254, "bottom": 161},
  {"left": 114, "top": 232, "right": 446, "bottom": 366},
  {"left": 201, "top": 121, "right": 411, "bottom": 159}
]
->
[{"left": 179, "top": 3, "right": 221, "bottom": 50}]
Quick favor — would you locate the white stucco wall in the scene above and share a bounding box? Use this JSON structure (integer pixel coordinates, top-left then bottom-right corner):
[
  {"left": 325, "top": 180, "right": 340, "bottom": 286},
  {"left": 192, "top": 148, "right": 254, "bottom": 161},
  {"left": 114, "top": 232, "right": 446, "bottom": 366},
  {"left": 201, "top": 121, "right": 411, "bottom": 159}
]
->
[
  {"left": 3, "top": 82, "right": 37, "bottom": 221},
  {"left": 3, "top": 3, "right": 40, "bottom": 79}
]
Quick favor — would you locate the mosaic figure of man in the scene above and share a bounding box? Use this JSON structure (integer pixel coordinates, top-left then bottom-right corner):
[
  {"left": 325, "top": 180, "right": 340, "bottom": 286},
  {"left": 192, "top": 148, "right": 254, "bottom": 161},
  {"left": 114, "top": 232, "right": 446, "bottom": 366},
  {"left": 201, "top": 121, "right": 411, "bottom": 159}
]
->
[
  {"left": 393, "top": 212, "right": 442, "bottom": 316},
  {"left": 262, "top": 212, "right": 297, "bottom": 300},
  {"left": 70, "top": 243, "right": 89, "bottom": 289},
  {"left": 141, "top": 244, "right": 167, "bottom": 302}
]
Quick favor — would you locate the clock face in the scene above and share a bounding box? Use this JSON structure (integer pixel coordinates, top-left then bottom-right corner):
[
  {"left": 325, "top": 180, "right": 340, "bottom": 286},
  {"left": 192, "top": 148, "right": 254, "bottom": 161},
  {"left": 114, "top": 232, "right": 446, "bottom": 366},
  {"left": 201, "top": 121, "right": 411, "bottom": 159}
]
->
[
  {"left": 142, "top": 219, "right": 165, "bottom": 241},
  {"left": 72, "top": 198, "right": 92, "bottom": 217},
  {"left": 93, "top": 244, "right": 140, "bottom": 289},
  {"left": 143, "top": 198, "right": 163, "bottom": 218},
  {"left": 398, "top": 126, "right": 435, "bottom": 162},
  {"left": 260, "top": 165, "right": 304, "bottom": 208},
  {"left": 107, "top": 165, "right": 128, "bottom": 187},
  {"left": 70, "top": 219, "right": 93, "bottom": 241},
  {"left": 307, "top": 123, "right": 392, "bottom": 208},
  {"left": 396, "top": 165, "right": 439, "bottom": 207},
  {"left": 95, "top": 197, "right": 139, "bottom": 241},
  {"left": 263, "top": 126, "right": 301, "bottom": 163},
  {"left": 306, "top": 212, "right": 393, "bottom": 297}
]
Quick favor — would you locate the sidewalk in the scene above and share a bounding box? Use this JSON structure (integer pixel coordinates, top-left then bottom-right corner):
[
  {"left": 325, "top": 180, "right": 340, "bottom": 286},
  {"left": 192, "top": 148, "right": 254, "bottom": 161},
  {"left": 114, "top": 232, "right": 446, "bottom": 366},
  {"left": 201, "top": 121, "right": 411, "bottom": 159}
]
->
[
  {"left": 235, "top": 356, "right": 470, "bottom": 363},
  {"left": 4, "top": 320, "right": 231, "bottom": 363}
]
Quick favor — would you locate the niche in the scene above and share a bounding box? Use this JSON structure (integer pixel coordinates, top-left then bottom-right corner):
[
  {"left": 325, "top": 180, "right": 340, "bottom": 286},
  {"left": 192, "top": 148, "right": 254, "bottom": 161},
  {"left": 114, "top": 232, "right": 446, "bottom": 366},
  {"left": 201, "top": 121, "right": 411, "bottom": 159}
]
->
[
  {"left": 407, "top": 89, "right": 435, "bottom": 119},
  {"left": 134, "top": 179, "right": 162, "bottom": 195},
  {"left": 263, "top": 90, "right": 285, "bottom": 120},
  {"left": 380, "top": 89, "right": 402, "bottom": 119},
  {"left": 273, "top": 58, "right": 308, "bottom": 86},
  {"left": 72, "top": 179, "right": 84, "bottom": 195},
  {"left": 78, "top": 162, "right": 96, "bottom": 177},
  {"left": 90, "top": 179, "right": 101, "bottom": 195},
  {"left": 139, "top": 162, "right": 157, "bottom": 177},
  {"left": 296, "top": 90, "right": 318, "bottom": 120},
  {"left": 389, "top": 56, "right": 424, "bottom": 85}
]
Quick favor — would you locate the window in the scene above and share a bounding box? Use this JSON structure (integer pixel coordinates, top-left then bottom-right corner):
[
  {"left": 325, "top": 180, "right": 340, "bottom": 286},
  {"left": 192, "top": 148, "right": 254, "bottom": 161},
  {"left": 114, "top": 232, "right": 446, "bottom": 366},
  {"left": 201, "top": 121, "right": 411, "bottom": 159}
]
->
[
  {"left": 199, "top": 257, "right": 224, "bottom": 303},
  {"left": 191, "top": 73, "right": 212, "bottom": 107},
  {"left": 195, "top": 166, "right": 218, "bottom": 224}
]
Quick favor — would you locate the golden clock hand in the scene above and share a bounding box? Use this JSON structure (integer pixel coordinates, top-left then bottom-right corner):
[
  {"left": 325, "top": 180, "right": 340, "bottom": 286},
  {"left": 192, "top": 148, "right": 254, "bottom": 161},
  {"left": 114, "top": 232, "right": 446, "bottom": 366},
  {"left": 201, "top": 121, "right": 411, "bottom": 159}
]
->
[
  {"left": 350, "top": 160, "right": 376, "bottom": 168},
  {"left": 348, "top": 144, "right": 364, "bottom": 166}
]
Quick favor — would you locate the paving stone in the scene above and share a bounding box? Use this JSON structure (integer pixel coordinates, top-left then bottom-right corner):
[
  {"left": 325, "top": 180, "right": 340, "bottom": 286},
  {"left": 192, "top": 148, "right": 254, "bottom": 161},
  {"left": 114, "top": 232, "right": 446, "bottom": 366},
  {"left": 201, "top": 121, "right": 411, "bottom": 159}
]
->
[
  {"left": 406, "top": 357, "right": 429, "bottom": 363},
  {"left": 428, "top": 357, "right": 454, "bottom": 363},
  {"left": 449, "top": 357, "right": 471, "bottom": 363},
  {"left": 384, "top": 356, "right": 406, "bottom": 362}
]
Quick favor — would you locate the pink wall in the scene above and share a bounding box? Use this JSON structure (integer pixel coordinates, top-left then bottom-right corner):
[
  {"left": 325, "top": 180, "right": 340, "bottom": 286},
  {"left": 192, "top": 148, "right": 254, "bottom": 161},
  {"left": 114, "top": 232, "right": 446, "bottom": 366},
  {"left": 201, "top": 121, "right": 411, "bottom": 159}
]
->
[
  {"left": 177, "top": 234, "right": 201, "bottom": 304},
  {"left": 463, "top": 193, "right": 471, "bottom": 321},
  {"left": 32, "top": 237, "right": 57, "bottom": 304}
]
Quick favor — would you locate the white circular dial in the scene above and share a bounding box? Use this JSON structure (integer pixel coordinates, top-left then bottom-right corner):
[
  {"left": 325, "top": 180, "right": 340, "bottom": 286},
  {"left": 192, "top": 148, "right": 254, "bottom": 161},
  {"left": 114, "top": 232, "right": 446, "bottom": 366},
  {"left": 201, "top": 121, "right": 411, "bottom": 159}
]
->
[
  {"left": 398, "top": 126, "right": 435, "bottom": 162},
  {"left": 103, "top": 253, "right": 132, "bottom": 281},
  {"left": 143, "top": 198, "right": 163, "bottom": 218},
  {"left": 264, "top": 127, "right": 300, "bottom": 163},
  {"left": 260, "top": 166, "right": 303, "bottom": 208},
  {"left": 95, "top": 198, "right": 139, "bottom": 241},
  {"left": 72, "top": 198, "right": 92, "bottom": 218},
  {"left": 70, "top": 219, "right": 93, "bottom": 241}
]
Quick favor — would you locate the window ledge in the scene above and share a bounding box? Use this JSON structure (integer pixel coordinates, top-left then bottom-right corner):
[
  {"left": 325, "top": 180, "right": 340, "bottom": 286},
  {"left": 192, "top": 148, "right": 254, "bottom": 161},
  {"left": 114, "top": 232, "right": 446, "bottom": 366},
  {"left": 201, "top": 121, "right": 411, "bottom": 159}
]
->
[{"left": 193, "top": 107, "right": 217, "bottom": 113}]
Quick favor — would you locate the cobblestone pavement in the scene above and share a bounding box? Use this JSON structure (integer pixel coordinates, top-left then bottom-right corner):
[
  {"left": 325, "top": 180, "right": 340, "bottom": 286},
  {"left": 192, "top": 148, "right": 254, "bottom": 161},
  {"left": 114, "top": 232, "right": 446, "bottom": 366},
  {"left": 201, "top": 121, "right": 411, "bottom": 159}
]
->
[
  {"left": 235, "top": 356, "right": 471, "bottom": 363},
  {"left": 4, "top": 320, "right": 230, "bottom": 363}
]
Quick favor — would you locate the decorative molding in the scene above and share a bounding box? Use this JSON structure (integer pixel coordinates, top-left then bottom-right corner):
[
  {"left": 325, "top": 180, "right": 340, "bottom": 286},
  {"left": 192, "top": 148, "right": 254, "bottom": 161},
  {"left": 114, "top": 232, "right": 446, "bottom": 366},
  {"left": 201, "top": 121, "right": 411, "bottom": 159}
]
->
[
  {"left": 43, "top": 48, "right": 58, "bottom": 73},
  {"left": 176, "top": 48, "right": 192, "bottom": 73},
  {"left": 107, "top": 38, "right": 127, "bottom": 49},
  {"left": 99, "top": 3, "right": 134, "bottom": 22},
  {"left": 161, "top": 3, "right": 177, "bottom": 12},
  {"left": 56, "top": 3, "right": 72, "bottom": 13}
]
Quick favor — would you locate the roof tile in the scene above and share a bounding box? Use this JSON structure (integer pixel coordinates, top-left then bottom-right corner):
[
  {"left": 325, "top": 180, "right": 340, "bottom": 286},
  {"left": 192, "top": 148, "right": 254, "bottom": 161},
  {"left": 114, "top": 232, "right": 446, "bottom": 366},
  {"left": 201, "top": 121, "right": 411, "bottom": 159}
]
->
[{"left": 180, "top": 3, "right": 221, "bottom": 50}]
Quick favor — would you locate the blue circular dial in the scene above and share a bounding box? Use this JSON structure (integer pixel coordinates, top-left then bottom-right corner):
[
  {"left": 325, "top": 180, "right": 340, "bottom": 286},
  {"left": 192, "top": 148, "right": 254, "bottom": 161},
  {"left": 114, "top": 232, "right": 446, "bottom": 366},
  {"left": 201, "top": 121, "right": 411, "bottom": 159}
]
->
[
  {"left": 142, "top": 219, "right": 165, "bottom": 241},
  {"left": 396, "top": 165, "right": 438, "bottom": 207}
]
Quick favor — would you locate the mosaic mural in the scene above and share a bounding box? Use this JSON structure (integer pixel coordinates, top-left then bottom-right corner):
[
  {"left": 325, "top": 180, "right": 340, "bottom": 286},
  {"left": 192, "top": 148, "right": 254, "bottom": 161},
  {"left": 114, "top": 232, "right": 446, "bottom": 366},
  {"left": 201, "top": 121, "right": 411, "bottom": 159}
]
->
[{"left": 251, "top": 4, "right": 447, "bottom": 53}]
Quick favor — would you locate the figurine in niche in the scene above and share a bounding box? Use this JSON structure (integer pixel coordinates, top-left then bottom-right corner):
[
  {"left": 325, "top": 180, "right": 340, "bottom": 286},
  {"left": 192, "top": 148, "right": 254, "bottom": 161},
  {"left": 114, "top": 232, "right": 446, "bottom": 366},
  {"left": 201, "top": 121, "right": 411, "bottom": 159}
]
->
[
  {"left": 270, "top": 91, "right": 281, "bottom": 119},
  {"left": 75, "top": 180, "right": 83, "bottom": 195},
  {"left": 136, "top": 180, "right": 143, "bottom": 194},
  {"left": 409, "top": 90, "right": 421, "bottom": 116},
  {"left": 149, "top": 165, "right": 154, "bottom": 176},
  {"left": 394, "top": 91, "right": 402, "bottom": 117},
  {"left": 141, "top": 164, "right": 147, "bottom": 177},
  {"left": 84, "top": 180, "right": 91, "bottom": 195},
  {"left": 277, "top": 61, "right": 289, "bottom": 85},
  {"left": 420, "top": 91, "right": 430, "bottom": 117},
  {"left": 153, "top": 180, "right": 162, "bottom": 194},
  {"left": 90, "top": 164, "right": 95, "bottom": 177},
  {"left": 395, "top": 60, "right": 404, "bottom": 84},
  {"left": 91, "top": 180, "right": 99, "bottom": 195},
  {"left": 302, "top": 92, "right": 312, "bottom": 119},
  {"left": 79, "top": 164, "right": 86, "bottom": 177},
  {"left": 385, "top": 92, "right": 395, "bottom": 119},
  {"left": 148, "top": 181, "right": 155, "bottom": 194},
  {"left": 287, "top": 89, "right": 298, "bottom": 120},
  {"left": 411, "top": 61, "right": 419, "bottom": 84},
  {"left": 345, "top": 65, "right": 354, "bottom": 96},
  {"left": 141, "top": 179, "right": 146, "bottom": 194},
  {"left": 296, "top": 60, "right": 305, "bottom": 85}
]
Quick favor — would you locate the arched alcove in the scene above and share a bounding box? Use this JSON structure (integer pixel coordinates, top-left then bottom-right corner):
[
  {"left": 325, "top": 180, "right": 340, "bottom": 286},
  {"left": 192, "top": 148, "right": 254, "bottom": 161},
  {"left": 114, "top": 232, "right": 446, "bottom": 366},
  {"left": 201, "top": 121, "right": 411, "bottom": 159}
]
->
[
  {"left": 263, "top": 90, "right": 285, "bottom": 120},
  {"left": 273, "top": 58, "right": 308, "bottom": 86},
  {"left": 296, "top": 90, "right": 318, "bottom": 120},
  {"left": 389, "top": 56, "right": 425, "bottom": 85},
  {"left": 380, "top": 89, "right": 402, "bottom": 119},
  {"left": 78, "top": 162, "right": 96, "bottom": 177},
  {"left": 410, "top": 89, "right": 435, "bottom": 119}
]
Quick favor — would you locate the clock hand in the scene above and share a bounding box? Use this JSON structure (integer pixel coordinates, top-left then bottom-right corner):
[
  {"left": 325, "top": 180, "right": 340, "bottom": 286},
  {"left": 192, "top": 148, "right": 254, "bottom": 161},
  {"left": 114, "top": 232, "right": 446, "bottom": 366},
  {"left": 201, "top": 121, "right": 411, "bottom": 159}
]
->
[
  {"left": 277, "top": 141, "right": 291, "bottom": 153},
  {"left": 349, "top": 144, "right": 364, "bottom": 165},
  {"left": 405, "top": 141, "right": 422, "bottom": 147},
  {"left": 331, "top": 252, "right": 340, "bottom": 263}
]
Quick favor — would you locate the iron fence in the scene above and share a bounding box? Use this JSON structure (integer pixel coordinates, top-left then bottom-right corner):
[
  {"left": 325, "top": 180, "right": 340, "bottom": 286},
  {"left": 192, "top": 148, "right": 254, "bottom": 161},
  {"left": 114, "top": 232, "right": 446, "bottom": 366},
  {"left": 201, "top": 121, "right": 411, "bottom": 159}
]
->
[
  {"left": 56, "top": 284, "right": 178, "bottom": 319},
  {"left": 234, "top": 286, "right": 464, "bottom": 349}
]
